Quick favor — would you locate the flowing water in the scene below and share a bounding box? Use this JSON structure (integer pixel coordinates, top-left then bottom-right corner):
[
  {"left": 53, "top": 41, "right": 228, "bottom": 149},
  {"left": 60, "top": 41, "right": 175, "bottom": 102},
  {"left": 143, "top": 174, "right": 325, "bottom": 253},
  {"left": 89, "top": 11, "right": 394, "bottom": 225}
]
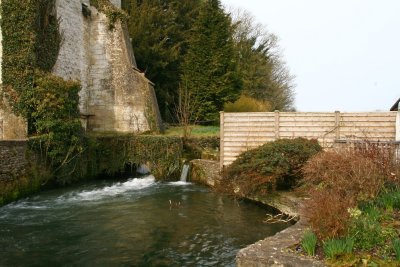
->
[{"left": 0, "top": 176, "right": 289, "bottom": 266}]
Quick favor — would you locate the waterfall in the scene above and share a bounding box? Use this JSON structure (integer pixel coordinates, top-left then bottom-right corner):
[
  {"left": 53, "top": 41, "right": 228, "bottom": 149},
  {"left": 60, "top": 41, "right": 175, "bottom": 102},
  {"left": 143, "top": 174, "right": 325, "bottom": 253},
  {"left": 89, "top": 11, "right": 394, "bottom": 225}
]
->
[{"left": 180, "top": 164, "right": 190, "bottom": 182}]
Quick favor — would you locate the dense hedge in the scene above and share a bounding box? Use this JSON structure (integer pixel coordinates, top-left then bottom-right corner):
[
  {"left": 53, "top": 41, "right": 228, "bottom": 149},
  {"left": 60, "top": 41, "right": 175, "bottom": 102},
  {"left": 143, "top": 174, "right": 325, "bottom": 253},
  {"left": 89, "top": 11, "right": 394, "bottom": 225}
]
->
[{"left": 224, "top": 138, "right": 322, "bottom": 196}]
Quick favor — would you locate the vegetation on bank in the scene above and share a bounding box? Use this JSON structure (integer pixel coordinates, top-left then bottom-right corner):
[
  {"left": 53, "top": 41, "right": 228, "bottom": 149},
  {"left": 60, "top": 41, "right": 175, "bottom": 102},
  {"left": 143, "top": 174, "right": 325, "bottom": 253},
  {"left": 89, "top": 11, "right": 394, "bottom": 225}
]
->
[
  {"left": 299, "top": 148, "right": 400, "bottom": 265},
  {"left": 224, "top": 138, "right": 400, "bottom": 265}
]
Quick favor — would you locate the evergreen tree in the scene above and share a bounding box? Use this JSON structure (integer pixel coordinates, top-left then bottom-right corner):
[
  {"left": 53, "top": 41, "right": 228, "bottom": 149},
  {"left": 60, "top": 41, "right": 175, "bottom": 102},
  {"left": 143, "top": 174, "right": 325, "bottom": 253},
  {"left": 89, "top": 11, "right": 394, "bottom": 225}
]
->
[
  {"left": 181, "top": 0, "right": 242, "bottom": 122},
  {"left": 125, "top": 0, "right": 201, "bottom": 121}
]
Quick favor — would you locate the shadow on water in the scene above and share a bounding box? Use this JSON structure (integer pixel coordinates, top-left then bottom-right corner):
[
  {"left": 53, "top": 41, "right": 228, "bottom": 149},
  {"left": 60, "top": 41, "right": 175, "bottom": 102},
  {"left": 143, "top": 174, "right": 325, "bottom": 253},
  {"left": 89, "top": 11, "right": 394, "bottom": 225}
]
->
[{"left": 0, "top": 175, "right": 290, "bottom": 266}]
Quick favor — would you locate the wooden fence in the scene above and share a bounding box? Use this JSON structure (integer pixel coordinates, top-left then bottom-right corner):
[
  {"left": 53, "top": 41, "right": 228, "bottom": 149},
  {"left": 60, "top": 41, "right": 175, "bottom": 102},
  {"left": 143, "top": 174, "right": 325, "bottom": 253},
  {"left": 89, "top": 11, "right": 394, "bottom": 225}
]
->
[{"left": 220, "top": 111, "right": 398, "bottom": 168}]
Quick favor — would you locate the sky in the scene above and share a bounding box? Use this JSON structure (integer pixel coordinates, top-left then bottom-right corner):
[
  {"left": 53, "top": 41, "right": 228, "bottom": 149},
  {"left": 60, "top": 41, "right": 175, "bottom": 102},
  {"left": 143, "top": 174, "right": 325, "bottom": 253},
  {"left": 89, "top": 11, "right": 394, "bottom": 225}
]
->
[{"left": 221, "top": 0, "right": 400, "bottom": 112}]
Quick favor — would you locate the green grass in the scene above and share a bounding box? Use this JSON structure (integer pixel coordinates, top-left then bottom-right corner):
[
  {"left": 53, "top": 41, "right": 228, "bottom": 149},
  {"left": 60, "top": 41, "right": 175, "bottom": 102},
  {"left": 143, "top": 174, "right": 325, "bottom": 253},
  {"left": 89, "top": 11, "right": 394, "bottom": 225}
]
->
[
  {"left": 323, "top": 238, "right": 354, "bottom": 259},
  {"left": 393, "top": 239, "right": 400, "bottom": 260},
  {"left": 164, "top": 125, "right": 220, "bottom": 137}
]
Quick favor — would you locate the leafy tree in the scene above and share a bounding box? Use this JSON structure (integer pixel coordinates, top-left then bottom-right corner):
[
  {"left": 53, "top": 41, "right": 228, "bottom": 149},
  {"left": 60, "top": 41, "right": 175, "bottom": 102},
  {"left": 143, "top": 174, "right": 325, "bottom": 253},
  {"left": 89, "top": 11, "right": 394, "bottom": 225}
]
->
[{"left": 181, "top": 0, "right": 241, "bottom": 122}]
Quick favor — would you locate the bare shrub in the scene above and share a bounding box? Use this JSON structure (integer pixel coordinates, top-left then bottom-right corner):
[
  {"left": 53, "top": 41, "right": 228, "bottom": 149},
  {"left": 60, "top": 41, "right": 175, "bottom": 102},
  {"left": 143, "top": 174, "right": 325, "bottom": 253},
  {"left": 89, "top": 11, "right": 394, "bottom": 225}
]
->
[
  {"left": 303, "top": 151, "right": 386, "bottom": 201},
  {"left": 304, "top": 189, "right": 354, "bottom": 239},
  {"left": 302, "top": 148, "right": 399, "bottom": 239}
]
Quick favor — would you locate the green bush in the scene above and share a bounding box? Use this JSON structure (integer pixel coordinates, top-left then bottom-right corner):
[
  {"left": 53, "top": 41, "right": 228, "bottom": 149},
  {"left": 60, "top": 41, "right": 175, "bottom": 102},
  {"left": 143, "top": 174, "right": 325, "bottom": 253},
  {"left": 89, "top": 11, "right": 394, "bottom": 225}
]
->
[
  {"left": 323, "top": 238, "right": 354, "bottom": 259},
  {"left": 301, "top": 230, "right": 318, "bottom": 256},
  {"left": 225, "top": 138, "right": 322, "bottom": 196}
]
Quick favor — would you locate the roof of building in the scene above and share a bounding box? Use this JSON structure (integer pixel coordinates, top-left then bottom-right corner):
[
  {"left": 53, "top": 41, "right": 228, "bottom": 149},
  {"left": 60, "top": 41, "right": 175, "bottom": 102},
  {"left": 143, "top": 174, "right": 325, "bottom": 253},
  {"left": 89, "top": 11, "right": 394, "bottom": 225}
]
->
[{"left": 390, "top": 98, "right": 400, "bottom": 111}]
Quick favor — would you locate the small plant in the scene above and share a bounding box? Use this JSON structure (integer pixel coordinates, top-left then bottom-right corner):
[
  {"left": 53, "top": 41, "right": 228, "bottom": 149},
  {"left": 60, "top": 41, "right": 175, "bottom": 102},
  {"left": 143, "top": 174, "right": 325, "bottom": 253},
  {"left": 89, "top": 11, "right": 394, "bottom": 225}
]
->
[
  {"left": 393, "top": 239, "right": 400, "bottom": 260},
  {"left": 349, "top": 206, "right": 397, "bottom": 251},
  {"left": 323, "top": 238, "right": 354, "bottom": 259},
  {"left": 301, "top": 230, "right": 318, "bottom": 256}
]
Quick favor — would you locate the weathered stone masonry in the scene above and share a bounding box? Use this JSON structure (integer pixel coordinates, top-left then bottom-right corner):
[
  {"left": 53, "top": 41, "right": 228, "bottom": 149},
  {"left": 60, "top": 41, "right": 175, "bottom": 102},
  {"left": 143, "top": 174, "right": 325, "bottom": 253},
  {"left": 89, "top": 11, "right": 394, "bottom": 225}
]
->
[
  {"left": 53, "top": 0, "right": 162, "bottom": 133},
  {"left": 0, "top": 141, "right": 27, "bottom": 182}
]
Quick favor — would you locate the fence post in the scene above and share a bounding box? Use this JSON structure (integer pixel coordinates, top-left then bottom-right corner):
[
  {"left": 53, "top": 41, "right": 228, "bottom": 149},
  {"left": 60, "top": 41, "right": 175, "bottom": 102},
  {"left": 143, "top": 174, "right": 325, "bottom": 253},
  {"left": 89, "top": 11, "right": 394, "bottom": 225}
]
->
[
  {"left": 220, "top": 111, "right": 225, "bottom": 170},
  {"left": 274, "top": 110, "right": 280, "bottom": 140},
  {"left": 396, "top": 105, "right": 400, "bottom": 141},
  {"left": 335, "top": 111, "right": 340, "bottom": 140},
  {"left": 396, "top": 106, "right": 400, "bottom": 160}
]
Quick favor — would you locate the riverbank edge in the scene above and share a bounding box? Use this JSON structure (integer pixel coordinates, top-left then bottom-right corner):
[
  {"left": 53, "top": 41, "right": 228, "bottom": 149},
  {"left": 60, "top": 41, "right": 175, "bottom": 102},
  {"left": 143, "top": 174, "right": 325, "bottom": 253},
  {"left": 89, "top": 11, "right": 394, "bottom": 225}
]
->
[{"left": 189, "top": 159, "right": 326, "bottom": 267}]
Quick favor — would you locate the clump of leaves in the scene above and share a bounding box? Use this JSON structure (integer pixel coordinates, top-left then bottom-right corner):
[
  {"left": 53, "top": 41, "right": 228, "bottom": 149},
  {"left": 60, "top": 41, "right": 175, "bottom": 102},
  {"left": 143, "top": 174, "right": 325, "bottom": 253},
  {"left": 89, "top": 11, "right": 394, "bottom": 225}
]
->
[
  {"left": 224, "top": 138, "right": 322, "bottom": 196},
  {"left": 323, "top": 238, "right": 354, "bottom": 259},
  {"left": 301, "top": 230, "right": 318, "bottom": 256}
]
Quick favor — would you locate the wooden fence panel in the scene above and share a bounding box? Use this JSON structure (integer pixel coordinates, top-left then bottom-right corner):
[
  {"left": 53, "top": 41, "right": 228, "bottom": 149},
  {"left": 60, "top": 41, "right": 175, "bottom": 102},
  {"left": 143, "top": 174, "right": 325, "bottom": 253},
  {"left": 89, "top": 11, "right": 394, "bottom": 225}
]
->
[{"left": 220, "top": 111, "right": 398, "bottom": 168}]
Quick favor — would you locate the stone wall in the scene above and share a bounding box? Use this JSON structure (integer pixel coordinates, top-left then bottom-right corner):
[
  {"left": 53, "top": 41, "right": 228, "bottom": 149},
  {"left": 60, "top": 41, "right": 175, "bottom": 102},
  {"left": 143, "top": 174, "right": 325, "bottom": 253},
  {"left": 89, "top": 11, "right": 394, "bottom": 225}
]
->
[
  {"left": 0, "top": 141, "right": 27, "bottom": 181},
  {"left": 53, "top": 0, "right": 162, "bottom": 133}
]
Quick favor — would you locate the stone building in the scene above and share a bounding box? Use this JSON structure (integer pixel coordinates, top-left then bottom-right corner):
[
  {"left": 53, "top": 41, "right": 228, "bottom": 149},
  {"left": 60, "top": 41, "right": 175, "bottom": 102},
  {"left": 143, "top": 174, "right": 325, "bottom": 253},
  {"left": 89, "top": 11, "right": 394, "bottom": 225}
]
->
[{"left": 0, "top": 0, "right": 162, "bottom": 140}]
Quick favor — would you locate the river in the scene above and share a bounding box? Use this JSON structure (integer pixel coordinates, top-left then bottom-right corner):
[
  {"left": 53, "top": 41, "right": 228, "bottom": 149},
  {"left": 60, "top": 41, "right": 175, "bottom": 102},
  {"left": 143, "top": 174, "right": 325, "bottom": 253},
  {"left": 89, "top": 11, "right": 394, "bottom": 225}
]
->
[{"left": 0, "top": 175, "right": 289, "bottom": 266}]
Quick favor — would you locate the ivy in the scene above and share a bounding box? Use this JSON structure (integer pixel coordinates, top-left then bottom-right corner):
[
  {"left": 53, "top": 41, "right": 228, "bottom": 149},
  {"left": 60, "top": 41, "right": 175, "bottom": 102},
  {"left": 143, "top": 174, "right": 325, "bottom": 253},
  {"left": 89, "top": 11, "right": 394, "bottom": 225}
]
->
[
  {"left": 1, "top": 0, "right": 37, "bottom": 114},
  {"left": 1, "top": 0, "right": 62, "bottom": 119},
  {"left": 86, "top": 135, "right": 184, "bottom": 181},
  {"left": 1, "top": 0, "right": 84, "bottom": 182},
  {"left": 29, "top": 135, "right": 184, "bottom": 184}
]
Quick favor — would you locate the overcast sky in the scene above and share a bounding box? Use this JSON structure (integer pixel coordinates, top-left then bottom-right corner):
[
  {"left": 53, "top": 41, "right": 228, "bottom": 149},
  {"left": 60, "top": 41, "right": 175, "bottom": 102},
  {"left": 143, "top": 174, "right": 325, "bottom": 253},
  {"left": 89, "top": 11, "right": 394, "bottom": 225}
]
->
[{"left": 221, "top": 0, "right": 400, "bottom": 112}]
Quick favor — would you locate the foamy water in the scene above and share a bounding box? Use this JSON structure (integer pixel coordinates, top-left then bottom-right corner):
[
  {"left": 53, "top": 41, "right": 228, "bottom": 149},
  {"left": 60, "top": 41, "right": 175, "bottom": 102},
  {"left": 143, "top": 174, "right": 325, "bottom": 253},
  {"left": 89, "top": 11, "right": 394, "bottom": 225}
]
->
[{"left": 59, "top": 175, "right": 156, "bottom": 203}]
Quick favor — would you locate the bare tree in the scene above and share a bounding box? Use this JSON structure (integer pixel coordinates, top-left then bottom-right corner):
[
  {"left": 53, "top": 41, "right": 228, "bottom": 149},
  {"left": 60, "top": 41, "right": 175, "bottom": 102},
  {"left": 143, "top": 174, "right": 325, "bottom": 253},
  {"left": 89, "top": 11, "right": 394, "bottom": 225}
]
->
[
  {"left": 228, "top": 8, "right": 296, "bottom": 111},
  {"left": 174, "top": 79, "right": 199, "bottom": 138}
]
